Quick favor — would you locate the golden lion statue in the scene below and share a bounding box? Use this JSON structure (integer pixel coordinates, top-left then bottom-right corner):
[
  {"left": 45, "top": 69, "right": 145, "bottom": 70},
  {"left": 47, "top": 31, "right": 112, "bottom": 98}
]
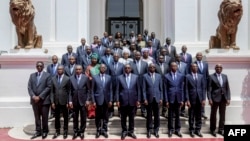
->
[
  {"left": 9, "top": 0, "right": 42, "bottom": 49},
  {"left": 209, "top": 0, "right": 243, "bottom": 50}
]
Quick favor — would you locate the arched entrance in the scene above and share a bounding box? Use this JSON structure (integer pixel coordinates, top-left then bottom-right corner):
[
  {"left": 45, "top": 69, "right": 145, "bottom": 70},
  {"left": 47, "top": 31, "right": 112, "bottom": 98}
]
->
[{"left": 106, "top": 0, "right": 143, "bottom": 39}]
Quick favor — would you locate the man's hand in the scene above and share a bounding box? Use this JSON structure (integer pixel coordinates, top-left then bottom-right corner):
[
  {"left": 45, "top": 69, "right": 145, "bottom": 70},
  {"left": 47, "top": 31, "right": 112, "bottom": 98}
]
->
[
  {"left": 116, "top": 102, "right": 120, "bottom": 108},
  {"left": 166, "top": 102, "right": 169, "bottom": 108},
  {"left": 69, "top": 103, "right": 73, "bottom": 109},
  {"left": 186, "top": 101, "right": 191, "bottom": 108},
  {"left": 51, "top": 103, "right": 55, "bottom": 109},
  {"left": 209, "top": 100, "right": 213, "bottom": 106},
  {"left": 180, "top": 102, "right": 184, "bottom": 108},
  {"left": 226, "top": 100, "right": 230, "bottom": 106},
  {"left": 85, "top": 101, "right": 90, "bottom": 107},
  {"left": 33, "top": 96, "right": 40, "bottom": 103},
  {"left": 108, "top": 102, "right": 112, "bottom": 108},
  {"left": 202, "top": 100, "right": 206, "bottom": 107},
  {"left": 159, "top": 100, "right": 162, "bottom": 105},
  {"left": 136, "top": 101, "right": 140, "bottom": 107},
  {"left": 144, "top": 100, "right": 148, "bottom": 105}
]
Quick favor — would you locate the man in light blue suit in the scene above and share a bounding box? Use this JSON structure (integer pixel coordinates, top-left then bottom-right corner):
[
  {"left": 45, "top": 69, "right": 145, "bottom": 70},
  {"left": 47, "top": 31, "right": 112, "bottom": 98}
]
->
[
  {"left": 92, "top": 64, "right": 113, "bottom": 139},
  {"left": 116, "top": 64, "right": 141, "bottom": 140},
  {"left": 164, "top": 62, "right": 185, "bottom": 138},
  {"left": 143, "top": 63, "right": 163, "bottom": 138}
]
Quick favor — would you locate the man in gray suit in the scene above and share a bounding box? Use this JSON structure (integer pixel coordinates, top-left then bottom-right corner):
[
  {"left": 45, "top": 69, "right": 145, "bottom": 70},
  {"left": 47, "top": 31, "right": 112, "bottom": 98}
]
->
[
  {"left": 92, "top": 64, "right": 113, "bottom": 138},
  {"left": 116, "top": 64, "right": 141, "bottom": 140},
  {"left": 185, "top": 63, "right": 206, "bottom": 138},
  {"left": 69, "top": 65, "right": 91, "bottom": 139},
  {"left": 28, "top": 61, "right": 51, "bottom": 139},
  {"left": 51, "top": 65, "right": 70, "bottom": 139},
  {"left": 143, "top": 63, "right": 163, "bottom": 138},
  {"left": 208, "top": 64, "right": 231, "bottom": 137}
]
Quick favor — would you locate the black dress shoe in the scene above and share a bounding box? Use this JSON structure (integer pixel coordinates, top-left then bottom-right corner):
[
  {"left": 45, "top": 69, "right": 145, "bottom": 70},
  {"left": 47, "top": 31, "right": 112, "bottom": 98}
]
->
[
  {"left": 52, "top": 132, "right": 60, "bottom": 139},
  {"left": 95, "top": 131, "right": 100, "bottom": 138},
  {"left": 63, "top": 131, "right": 68, "bottom": 139},
  {"left": 211, "top": 131, "right": 217, "bottom": 137},
  {"left": 30, "top": 132, "right": 41, "bottom": 139},
  {"left": 103, "top": 131, "right": 108, "bottom": 138},
  {"left": 72, "top": 132, "right": 78, "bottom": 139},
  {"left": 121, "top": 132, "right": 127, "bottom": 140},
  {"left": 218, "top": 130, "right": 224, "bottom": 136},
  {"left": 168, "top": 131, "right": 173, "bottom": 137},
  {"left": 80, "top": 133, "right": 84, "bottom": 139},
  {"left": 42, "top": 132, "right": 48, "bottom": 139},
  {"left": 154, "top": 131, "right": 159, "bottom": 138},
  {"left": 175, "top": 131, "right": 182, "bottom": 137},
  {"left": 128, "top": 132, "right": 137, "bottom": 139},
  {"left": 190, "top": 131, "right": 195, "bottom": 137},
  {"left": 195, "top": 130, "right": 203, "bottom": 137},
  {"left": 146, "top": 131, "right": 151, "bottom": 138}
]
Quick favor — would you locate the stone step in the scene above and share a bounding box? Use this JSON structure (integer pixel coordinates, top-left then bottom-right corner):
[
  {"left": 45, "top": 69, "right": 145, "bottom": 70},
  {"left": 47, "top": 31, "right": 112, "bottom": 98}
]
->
[{"left": 23, "top": 115, "right": 211, "bottom": 135}]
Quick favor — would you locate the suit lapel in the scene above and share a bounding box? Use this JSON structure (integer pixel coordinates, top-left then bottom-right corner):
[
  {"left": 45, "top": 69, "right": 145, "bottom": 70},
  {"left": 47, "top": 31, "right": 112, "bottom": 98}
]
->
[{"left": 212, "top": 73, "right": 221, "bottom": 87}]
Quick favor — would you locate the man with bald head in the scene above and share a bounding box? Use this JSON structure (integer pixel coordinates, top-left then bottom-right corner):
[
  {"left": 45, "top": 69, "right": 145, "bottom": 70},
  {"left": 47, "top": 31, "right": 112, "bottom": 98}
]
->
[
  {"left": 76, "top": 38, "right": 88, "bottom": 59},
  {"left": 61, "top": 45, "right": 78, "bottom": 66},
  {"left": 208, "top": 64, "right": 231, "bottom": 137},
  {"left": 179, "top": 45, "right": 192, "bottom": 74}
]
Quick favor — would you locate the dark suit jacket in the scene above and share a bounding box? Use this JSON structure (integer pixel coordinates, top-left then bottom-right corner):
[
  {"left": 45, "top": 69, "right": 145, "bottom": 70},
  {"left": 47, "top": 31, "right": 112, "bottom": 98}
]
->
[
  {"left": 108, "top": 62, "right": 124, "bottom": 88},
  {"left": 207, "top": 73, "right": 231, "bottom": 102},
  {"left": 147, "top": 47, "right": 157, "bottom": 60},
  {"left": 76, "top": 45, "right": 87, "bottom": 58},
  {"left": 50, "top": 75, "right": 70, "bottom": 105},
  {"left": 180, "top": 53, "right": 192, "bottom": 67},
  {"left": 64, "top": 64, "right": 76, "bottom": 77},
  {"left": 101, "top": 37, "right": 109, "bottom": 47},
  {"left": 69, "top": 74, "right": 90, "bottom": 106},
  {"left": 162, "top": 45, "right": 177, "bottom": 60},
  {"left": 163, "top": 72, "right": 185, "bottom": 103},
  {"left": 111, "top": 48, "right": 123, "bottom": 57},
  {"left": 78, "top": 54, "right": 91, "bottom": 71},
  {"left": 46, "top": 63, "right": 60, "bottom": 77},
  {"left": 129, "top": 60, "right": 148, "bottom": 84},
  {"left": 92, "top": 74, "right": 113, "bottom": 105},
  {"left": 28, "top": 71, "right": 51, "bottom": 105},
  {"left": 116, "top": 74, "right": 141, "bottom": 106},
  {"left": 177, "top": 61, "right": 188, "bottom": 75},
  {"left": 61, "top": 52, "right": 78, "bottom": 66},
  {"left": 194, "top": 60, "right": 209, "bottom": 87},
  {"left": 92, "top": 45, "right": 106, "bottom": 57},
  {"left": 107, "top": 41, "right": 114, "bottom": 49},
  {"left": 185, "top": 74, "right": 206, "bottom": 104},
  {"left": 151, "top": 38, "right": 161, "bottom": 50},
  {"left": 155, "top": 62, "right": 169, "bottom": 76},
  {"left": 142, "top": 73, "right": 163, "bottom": 103}
]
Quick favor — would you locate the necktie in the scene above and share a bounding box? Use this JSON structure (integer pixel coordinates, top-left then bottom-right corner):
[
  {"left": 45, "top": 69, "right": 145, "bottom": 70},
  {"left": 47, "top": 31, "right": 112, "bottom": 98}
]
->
[
  {"left": 161, "top": 63, "right": 164, "bottom": 74},
  {"left": 172, "top": 73, "right": 176, "bottom": 81},
  {"left": 77, "top": 75, "right": 80, "bottom": 84},
  {"left": 218, "top": 74, "right": 223, "bottom": 86},
  {"left": 114, "top": 62, "right": 117, "bottom": 72},
  {"left": 183, "top": 54, "right": 187, "bottom": 62},
  {"left": 107, "top": 55, "right": 110, "bottom": 64},
  {"left": 198, "top": 61, "right": 203, "bottom": 71},
  {"left": 194, "top": 74, "right": 198, "bottom": 84},
  {"left": 58, "top": 75, "right": 61, "bottom": 85},
  {"left": 137, "top": 61, "right": 140, "bottom": 73},
  {"left": 151, "top": 73, "right": 155, "bottom": 83},
  {"left": 53, "top": 64, "right": 56, "bottom": 75},
  {"left": 101, "top": 74, "right": 105, "bottom": 87},
  {"left": 126, "top": 75, "right": 130, "bottom": 88},
  {"left": 149, "top": 47, "right": 152, "bottom": 56},
  {"left": 70, "top": 65, "right": 74, "bottom": 74},
  {"left": 37, "top": 72, "right": 41, "bottom": 86}
]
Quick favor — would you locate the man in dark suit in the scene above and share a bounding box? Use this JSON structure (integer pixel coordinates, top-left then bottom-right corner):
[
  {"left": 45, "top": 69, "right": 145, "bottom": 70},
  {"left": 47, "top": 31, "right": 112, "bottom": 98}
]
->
[
  {"left": 61, "top": 45, "right": 78, "bottom": 66},
  {"left": 116, "top": 64, "right": 141, "bottom": 140},
  {"left": 64, "top": 56, "right": 77, "bottom": 77},
  {"left": 179, "top": 45, "right": 192, "bottom": 74},
  {"left": 92, "top": 39, "right": 106, "bottom": 57},
  {"left": 143, "top": 63, "right": 163, "bottom": 138},
  {"left": 146, "top": 40, "right": 157, "bottom": 61},
  {"left": 194, "top": 52, "right": 209, "bottom": 119},
  {"left": 68, "top": 65, "right": 91, "bottom": 139},
  {"left": 100, "top": 48, "right": 114, "bottom": 73},
  {"left": 155, "top": 55, "right": 170, "bottom": 117},
  {"left": 28, "top": 61, "right": 51, "bottom": 139},
  {"left": 76, "top": 38, "right": 87, "bottom": 60},
  {"left": 92, "top": 64, "right": 113, "bottom": 138},
  {"left": 142, "top": 29, "right": 150, "bottom": 42},
  {"left": 50, "top": 65, "right": 70, "bottom": 139},
  {"left": 162, "top": 37, "right": 177, "bottom": 61},
  {"left": 163, "top": 62, "right": 185, "bottom": 138},
  {"left": 101, "top": 32, "right": 109, "bottom": 47},
  {"left": 108, "top": 53, "right": 124, "bottom": 118},
  {"left": 208, "top": 64, "right": 231, "bottom": 137},
  {"left": 46, "top": 55, "right": 60, "bottom": 119},
  {"left": 107, "top": 35, "right": 114, "bottom": 49},
  {"left": 159, "top": 48, "right": 173, "bottom": 65},
  {"left": 150, "top": 32, "right": 161, "bottom": 50},
  {"left": 111, "top": 40, "right": 123, "bottom": 57},
  {"left": 78, "top": 46, "right": 92, "bottom": 71},
  {"left": 129, "top": 51, "right": 148, "bottom": 118},
  {"left": 185, "top": 63, "right": 206, "bottom": 138}
]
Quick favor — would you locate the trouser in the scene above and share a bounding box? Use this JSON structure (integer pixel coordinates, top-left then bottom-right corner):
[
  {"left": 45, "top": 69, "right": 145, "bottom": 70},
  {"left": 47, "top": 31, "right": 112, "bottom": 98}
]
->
[{"left": 32, "top": 102, "right": 50, "bottom": 133}]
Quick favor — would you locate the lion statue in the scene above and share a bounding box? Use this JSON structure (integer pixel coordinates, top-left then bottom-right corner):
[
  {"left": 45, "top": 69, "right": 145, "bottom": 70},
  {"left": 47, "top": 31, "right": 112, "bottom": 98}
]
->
[
  {"left": 9, "top": 0, "right": 42, "bottom": 49},
  {"left": 209, "top": 0, "right": 243, "bottom": 50}
]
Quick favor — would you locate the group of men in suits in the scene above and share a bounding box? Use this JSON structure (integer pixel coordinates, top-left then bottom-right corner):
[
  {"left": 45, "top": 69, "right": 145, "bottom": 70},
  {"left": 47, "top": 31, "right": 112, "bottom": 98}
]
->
[{"left": 28, "top": 30, "right": 231, "bottom": 139}]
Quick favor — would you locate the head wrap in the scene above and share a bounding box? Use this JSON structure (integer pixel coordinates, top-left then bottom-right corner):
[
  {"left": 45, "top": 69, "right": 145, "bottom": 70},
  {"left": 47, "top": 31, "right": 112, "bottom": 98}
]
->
[
  {"left": 141, "top": 48, "right": 149, "bottom": 53},
  {"left": 90, "top": 53, "right": 99, "bottom": 59}
]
